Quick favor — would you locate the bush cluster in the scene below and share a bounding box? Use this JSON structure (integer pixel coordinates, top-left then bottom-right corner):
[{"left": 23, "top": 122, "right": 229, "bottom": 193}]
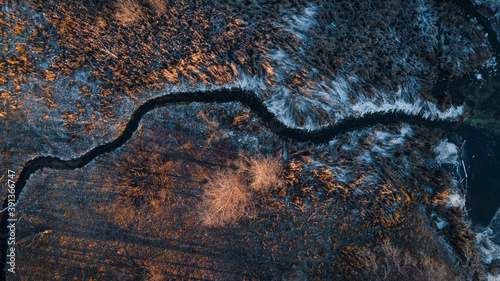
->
[{"left": 201, "top": 153, "right": 283, "bottom": 226}]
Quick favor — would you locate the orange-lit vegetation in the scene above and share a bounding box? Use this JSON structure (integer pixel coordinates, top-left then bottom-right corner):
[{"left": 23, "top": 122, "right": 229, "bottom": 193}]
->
[
  {"left": 201, "top": 169, "right": 251, "bottom": 226},
  {"left": 27, "top": 0, "right": 295, "bottom": 94},
  {"left": 114, "top": 0, "right": 145, "bottom": 27},
  {"left": 0, "top": 0, "right": 490, "bottom": 137},
  {"left": 10, "top": 105, "right": 487, "bottom": 280},
  {"left": 0, "top": 0, "right": 131, "bottom": 182},
  {"left": 1, "top": 0, "right": 495, "bottom": 280},
  {"left": 12, "top": 0, "right": 490, "bottom": 129},
  {"left": 14, "top": 103, "right": 280, "bottom": 280},
  {"left": 0, "top": 0, "right": 491, "bottom": 159},
  {"left": 235, "top": 124, "right": 485, "bottom": 280},
  {"left": 201, "top": 153, "right": 282, "bottom": 226}
]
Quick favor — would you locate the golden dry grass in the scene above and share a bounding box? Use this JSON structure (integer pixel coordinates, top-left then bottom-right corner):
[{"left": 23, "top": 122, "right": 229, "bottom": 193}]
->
[
  {"left": 235, "top": 154, "right": 283, "bottom": 192},
  {"left": 201, "top": 169, "right": 251, "bottom": 226},
  {"left": 146, "top": 0, "right": 168, "bottom": 15},
  {"left": 114, "top": 0, "right": 144, "bottom": 27},
  {"left": 14, "top": 104, "right": 262, "bottom": 280},
  {"left": 201, "top": 154, "right": 283, "bottom": 226}
]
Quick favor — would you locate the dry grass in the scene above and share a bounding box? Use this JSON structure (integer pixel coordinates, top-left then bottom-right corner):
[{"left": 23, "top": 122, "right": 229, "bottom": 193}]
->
[
  {"left": 115, "top": 0, "right": 144, "bottom": 27},
  {"left": 234, "top": 154, "right": 283, "bottom": 192},
  {"left": 201, "top": 169, "right": 251, "bottom": 226},
  {"left": 201, "top": 154, "right": 283, "bottom": 226},
  {"left": 144, "top": 261, "right": 167, "bottom": 281},
  {"left": 147, "top": 0, "right": 168, "bottom": 16},
  {"left": 13, "top": 104, "right": 266, "bottom": 280},
  {"left": 432, "top": 189, "right": 451, "bottom": 205},
  {"left": 27, "top": 0, "right": 490, "bottom": 129},
  {"left": 360, "top": 239, "right": 457, "bottom": 281}
]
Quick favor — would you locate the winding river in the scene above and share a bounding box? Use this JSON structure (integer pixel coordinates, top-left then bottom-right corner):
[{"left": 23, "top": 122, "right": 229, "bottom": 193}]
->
[
  {"left": 1, "top": 86, "right": 499, "bottom": 279},
  {"left": 2, "top": 0, "right": 500, "bottom": 279}
]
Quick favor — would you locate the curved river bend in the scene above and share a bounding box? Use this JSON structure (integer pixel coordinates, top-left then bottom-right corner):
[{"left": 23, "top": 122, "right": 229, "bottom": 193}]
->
[
  {"left": 2, "top": 0, "right": 500, "bottom": 278},
  {"left": 2, "top": 87, "right": 499, "bottom": 279}
]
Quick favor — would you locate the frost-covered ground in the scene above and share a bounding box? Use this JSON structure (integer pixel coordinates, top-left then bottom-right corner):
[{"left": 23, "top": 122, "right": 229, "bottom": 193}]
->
[
  {"left": 237, "top": 123, "right": 486, "bottom": 279},
  {"left": 2, "top": 0, "right": 487, "bottom": 134},
  {"left": 0, "top": 0, "right": 490, "bottom": 172},
  {"left": 12, "top": 104, "right": 486, "bottom": 279},
  {"left": 0, "top": 0, "right": 488, "bottom": 180},
  {"left": 0, "top": 0, "right": 498, "bottom": 279},
  {"left": 477, "top": 223, "right": 500, "bottom": 280}
]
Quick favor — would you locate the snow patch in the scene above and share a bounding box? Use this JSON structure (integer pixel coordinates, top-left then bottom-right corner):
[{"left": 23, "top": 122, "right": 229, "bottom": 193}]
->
[
  {"left": 285, "top": 6, "right": 318, "bottom": 40},
  {"left": 374, "top": 125, "right": 412, "bottom": 145},
  {"left": 487, "top": 274, "right": 500, "bottom": 281},
  {"left": 435, "top": 216, "right": 449, "bottom": 230},
  {"left": 434, "top": 141, "right": 459, "bottom": 165},
  {"left": 476, "top": 228, "right": 500, "bottom": 265},
  {"left": 446, "top": 193, "right": 465, "bottom": 208},
  {"left": 357, "top": 151, "right": 372, "bottom": 162}
]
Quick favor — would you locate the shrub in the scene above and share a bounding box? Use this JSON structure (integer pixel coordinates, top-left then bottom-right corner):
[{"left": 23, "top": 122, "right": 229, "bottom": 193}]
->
[
  {"left": 201, "top": 169, "right": 251, "bottom": 226},
  {"left": 201, "top": 154, "right": 283, "bottom": 226},
  {"left": 234, "top": 154, "right": 283, "bottom": 192},
  {"left": 143, "top": 261, "right": 167, "bottom": 281},
  {"left": 146, "top": 0, "right": 168, "bottom": 16},
  {"left": 114, "top": 0, "right": 144, "bottom": 26}
]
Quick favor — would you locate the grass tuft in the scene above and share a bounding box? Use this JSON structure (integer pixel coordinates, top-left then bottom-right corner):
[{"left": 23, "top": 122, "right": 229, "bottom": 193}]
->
[
  {"left": 201, "top": 154, "right": 282, "bottom": 226},
  {"left": 146, "top": 0, "right": 168, "bottom": 16},
  {"left": 115, "top": 0, "right": 144, "bottom": 27},
  {"left": 234, "top": 154, "right": 283, "bottom": 192},
  {"left": 201, "top": 169, "right": 251, "bottom": 226}
]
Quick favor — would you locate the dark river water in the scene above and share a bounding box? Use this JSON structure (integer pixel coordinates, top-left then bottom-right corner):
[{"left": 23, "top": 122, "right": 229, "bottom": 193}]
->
[
  {"left": 1, "top": 0, "right": 500, "bottom": 278},
  {"left": 433, "top": 67, "right": 500, "bottom": 227},
  {"left": 434, "top": 0, "right": 500, "bottom": 227},
  {"left": 463, "top": 129, "right": 500, "bottom": 227},
  {"left": 436, "top": 70, "right": 500, "bottom": 227}
]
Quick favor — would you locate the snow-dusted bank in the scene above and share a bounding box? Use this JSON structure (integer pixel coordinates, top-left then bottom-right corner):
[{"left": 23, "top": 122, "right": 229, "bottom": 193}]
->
[
  {"left": 0, "top": 0, "right": 490, "bottom": 163},
  {"left": 477, "top": 223, "right": 500, "bottom": 281},
  {"left": 0, "top": 0, "right": 498, "bottom": 278}
]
